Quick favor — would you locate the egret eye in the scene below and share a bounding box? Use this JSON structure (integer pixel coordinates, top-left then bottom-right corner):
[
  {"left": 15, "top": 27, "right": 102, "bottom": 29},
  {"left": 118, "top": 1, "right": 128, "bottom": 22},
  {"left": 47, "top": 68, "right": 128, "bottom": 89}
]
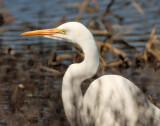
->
[{"left": 59, "top": 29, "right": 66, "bottom": 34}]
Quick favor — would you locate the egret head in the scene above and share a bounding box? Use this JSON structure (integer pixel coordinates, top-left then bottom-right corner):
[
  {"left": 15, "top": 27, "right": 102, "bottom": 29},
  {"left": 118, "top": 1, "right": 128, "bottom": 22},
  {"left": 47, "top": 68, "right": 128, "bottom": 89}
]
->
[{"left": 20, "top": 22, "right": 92, "bottom": 44}]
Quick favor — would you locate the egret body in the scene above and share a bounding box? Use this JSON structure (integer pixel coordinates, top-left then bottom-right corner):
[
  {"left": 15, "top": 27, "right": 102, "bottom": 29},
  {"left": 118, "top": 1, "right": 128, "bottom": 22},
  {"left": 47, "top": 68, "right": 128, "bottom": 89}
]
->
[{"left": 21, "top": 22, "right": 160, "bottom": 126}]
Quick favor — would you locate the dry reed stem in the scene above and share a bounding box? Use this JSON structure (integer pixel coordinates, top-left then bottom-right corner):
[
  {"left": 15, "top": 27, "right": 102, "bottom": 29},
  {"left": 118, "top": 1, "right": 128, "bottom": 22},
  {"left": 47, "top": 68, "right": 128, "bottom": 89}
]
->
[
  {"left": 75, "top": 0, "right": 99, "bottom": 21},
  {"left": 39, "top": 65, "right": 61, "bottom": 76},
  {"left": 132, "top": 1, "right": 145, "bottom": 16},
  {"left": 101, "top": 0, "right": 124, "bottom": 31},
  {"left": 96, "top": 40, "right": 131, "bottom": 67},
  {"left": 57, "top": 54, "right": 73, "bottom": 61},
  {"left": 107, "top": 32, "right": 129, "bottom": 42},
  {"left": 145, "top": 27, "right": 160, "bottom": 61},
  {"left": 136, "top": 27, "right": 160, "bottom": 68},
  {"left": 101, "top": 0, "right": 115, "bottom": 23},
  {"left": 75, "top": 49, "right": 84, "bottom": 58},
  {"left": 90, "top": 29, "right": 112, "bottom": 36},
  {"left": 105, "top": 59, "right": 123, "bottom": 67},
  {"left": 112, "top": 24, "right": 134, "bottom": 30}
]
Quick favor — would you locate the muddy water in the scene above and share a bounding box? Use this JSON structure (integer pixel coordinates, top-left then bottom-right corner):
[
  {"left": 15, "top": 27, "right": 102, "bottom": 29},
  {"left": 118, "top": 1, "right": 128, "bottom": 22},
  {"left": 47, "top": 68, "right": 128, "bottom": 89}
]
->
[{"left": 0, "top": 0, "right": 160, "bottom": 125}]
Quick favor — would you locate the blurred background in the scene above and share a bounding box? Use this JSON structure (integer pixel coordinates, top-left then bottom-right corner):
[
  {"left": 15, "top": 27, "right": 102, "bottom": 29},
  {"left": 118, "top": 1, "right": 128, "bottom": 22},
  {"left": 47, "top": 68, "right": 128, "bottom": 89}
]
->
[{"left": 0, "top": 0, "right": 160, "bottom": 125}]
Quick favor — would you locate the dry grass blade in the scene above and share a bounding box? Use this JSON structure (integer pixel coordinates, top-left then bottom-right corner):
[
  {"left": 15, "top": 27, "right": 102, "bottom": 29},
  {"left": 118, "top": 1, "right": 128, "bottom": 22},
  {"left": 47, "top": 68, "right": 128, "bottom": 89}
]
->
[
  {"left": 57, "top": 54, "right": 73, "bottom": 61},
  {"left": 150, "top": 27, "right": 156, "bottom": 37},
  {"left": 39, "top": 65, "right": 61, "bottom": 76},
  {"left": 136, "top": 27, "right": 160, "bottom": 69},
  {"left": 96, "top": 40, "right": 131, "bottom": 67},
  {"left": 54, "top": 14, "right": 66, "bottom": 26},
  {"left": 75, "top": 0, "right": 99, "bottom": 21},
  {"left": 76, "top": 0, "right": 89, "bottom": 21},
  {"left": 90, "top": 29, "right": 112, "bottom": 36},
  {"left": 112, "top": 24, "right": 134, "bottom": 30},
  {"left": 75, "top": 50, "right": 84, "bottom": 57},
  {"left": 132, "top": 1, "right": 145, "bottom": 16},
  {"left": 109, "top": 32, "right": 129, "bottom": 40},
  {"left": 104, "top": 43, "right": 131, "bottom": 64},
  {"left": 113, "top": 39, "right": 136, "bottom": 50},
  {"left": 101, "top": 0, "right": 115, "bottom": 19},
  {"left": 146, "top": 27, "right": 158, "bottom": 49},
  {"left": 101, "top": 0, "right": 115, "bottom": 30},
  {"left": 99, "top": 54, "right": 106, "bottom": 66},
  {"left": 92, "top": 0, "right": 99, "bottom": 10},
  {"left": 106, "top": 59, "right": 123, "bottom": 67},
  {"left": 149, "top": 50, "right": 160, "bottom": 61}
]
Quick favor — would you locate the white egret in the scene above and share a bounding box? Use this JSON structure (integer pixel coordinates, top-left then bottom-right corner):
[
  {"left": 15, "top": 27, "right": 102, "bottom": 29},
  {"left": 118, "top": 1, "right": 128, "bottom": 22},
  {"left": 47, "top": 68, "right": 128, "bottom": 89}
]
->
[{"left": 21, "top": 22, "right": 160, "bottom": 126}]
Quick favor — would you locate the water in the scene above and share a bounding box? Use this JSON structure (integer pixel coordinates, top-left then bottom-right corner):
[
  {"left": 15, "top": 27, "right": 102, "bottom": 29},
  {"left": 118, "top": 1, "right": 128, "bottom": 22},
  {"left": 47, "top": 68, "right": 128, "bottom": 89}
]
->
[{"left": 2, "top": 0, "right": 160, "bottom": 49}]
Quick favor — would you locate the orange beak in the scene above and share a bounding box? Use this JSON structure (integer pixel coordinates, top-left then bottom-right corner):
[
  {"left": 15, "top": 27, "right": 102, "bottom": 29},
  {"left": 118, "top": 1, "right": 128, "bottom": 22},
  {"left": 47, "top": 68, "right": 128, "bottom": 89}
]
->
[{"left": 20, "top": 28, "right": 62, "bottom": 36}]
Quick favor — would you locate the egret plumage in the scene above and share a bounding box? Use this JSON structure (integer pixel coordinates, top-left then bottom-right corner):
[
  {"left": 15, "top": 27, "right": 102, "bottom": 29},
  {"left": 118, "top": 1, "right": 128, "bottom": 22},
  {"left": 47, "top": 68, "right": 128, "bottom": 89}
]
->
[{"left": 21, "top": 22, "right": 160, "bottom": 126}]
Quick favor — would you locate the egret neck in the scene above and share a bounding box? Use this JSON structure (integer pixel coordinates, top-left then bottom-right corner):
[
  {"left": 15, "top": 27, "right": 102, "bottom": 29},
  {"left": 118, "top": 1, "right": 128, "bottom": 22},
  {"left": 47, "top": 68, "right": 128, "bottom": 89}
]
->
[{"left": 62, "top": 34, "right": 99, "bottom": 125}]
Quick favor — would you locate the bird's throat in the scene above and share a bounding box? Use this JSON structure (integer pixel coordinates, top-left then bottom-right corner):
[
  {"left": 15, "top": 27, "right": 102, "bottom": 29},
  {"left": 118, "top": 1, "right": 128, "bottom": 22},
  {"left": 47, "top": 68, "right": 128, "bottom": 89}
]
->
[{"left": 62, "top": 36, "right": 99, "bottom": 126}]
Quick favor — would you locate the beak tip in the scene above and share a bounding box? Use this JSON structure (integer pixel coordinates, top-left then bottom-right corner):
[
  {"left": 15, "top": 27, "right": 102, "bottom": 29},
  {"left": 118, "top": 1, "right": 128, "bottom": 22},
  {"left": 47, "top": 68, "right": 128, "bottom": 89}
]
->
[
  {"left": 20, "top": 32, "right": 32, "bottom": 36},
  {"left": 20, "top": 33, "right": 27, "bottom": 36},
  {"left": 20, "top": 33, "right": 24, "bottom": 36}
]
